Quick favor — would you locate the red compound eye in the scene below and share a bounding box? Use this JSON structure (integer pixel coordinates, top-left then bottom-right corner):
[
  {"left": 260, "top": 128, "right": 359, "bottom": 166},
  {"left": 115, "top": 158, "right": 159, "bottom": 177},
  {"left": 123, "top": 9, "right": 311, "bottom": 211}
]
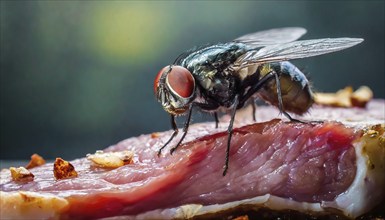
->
[
  {"left": 166, "top": 66, "right": 195, "bottom": 98},
  {"left": 154, "top": 66, "right": 169, "bottom": 95}
]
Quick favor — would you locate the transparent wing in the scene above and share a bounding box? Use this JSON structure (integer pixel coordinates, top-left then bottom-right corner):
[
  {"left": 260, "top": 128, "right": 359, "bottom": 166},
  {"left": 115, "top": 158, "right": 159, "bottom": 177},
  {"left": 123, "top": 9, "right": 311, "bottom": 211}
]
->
[
  {"left": 234, "top": 38, "right": 364, "bottom": 68},
  {"left": 233, "top": 27, "right": 307, "bottom": 48}
]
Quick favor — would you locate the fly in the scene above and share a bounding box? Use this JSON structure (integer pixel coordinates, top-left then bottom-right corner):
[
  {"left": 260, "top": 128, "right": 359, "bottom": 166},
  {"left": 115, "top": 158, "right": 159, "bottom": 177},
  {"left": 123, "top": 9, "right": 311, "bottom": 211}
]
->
[{"left": 153, "top": 27, "right": 363, "bottom": 176}]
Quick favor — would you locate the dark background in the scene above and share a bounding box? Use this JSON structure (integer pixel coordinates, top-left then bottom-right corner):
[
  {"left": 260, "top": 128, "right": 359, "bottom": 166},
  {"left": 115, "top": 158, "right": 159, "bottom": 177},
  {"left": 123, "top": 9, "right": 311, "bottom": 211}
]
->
[{"left": 1, "top": 1, "right": 384, "bottom": 160}]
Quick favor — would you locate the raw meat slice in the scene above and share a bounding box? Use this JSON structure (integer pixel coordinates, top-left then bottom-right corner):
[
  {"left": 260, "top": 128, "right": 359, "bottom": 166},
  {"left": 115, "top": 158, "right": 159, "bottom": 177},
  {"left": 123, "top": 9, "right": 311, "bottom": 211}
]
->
[{"left": 1, "top": 100, "right": 384, "bottom": 220}]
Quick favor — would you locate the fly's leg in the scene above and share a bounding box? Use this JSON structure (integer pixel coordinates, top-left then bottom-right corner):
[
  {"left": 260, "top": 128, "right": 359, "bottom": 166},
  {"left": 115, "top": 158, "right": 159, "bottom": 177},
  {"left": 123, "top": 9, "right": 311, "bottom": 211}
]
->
[
  {"left": 223, "top": 95, "right": 239, "bottom": 176},
  {"left": 170, "top": 104, "right": 194, "bottom": 155},
  {"left": 214, "top": 112, "right": 219, "bottom": 128},
  {"left": 237, "top": 71, "right": 303, "bottom": 123},
  {"left": 273, "top": 73, "right": 304, "bottom": 123},
  {"left": 158, "top": 115, "right": 178, "bottom": 156},
  {"left": 251, "top": 100, "right": 256, "bottom": 122},
  {"left": 238, "top": 71, "right": 276, "bottom": 108}
]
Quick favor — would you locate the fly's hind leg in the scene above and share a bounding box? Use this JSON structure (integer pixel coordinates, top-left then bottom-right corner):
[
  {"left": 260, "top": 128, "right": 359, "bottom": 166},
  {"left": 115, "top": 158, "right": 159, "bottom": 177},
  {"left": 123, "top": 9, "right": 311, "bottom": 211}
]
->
[{"left": 273, "top": 73, "right": 305, "bottom": 123}]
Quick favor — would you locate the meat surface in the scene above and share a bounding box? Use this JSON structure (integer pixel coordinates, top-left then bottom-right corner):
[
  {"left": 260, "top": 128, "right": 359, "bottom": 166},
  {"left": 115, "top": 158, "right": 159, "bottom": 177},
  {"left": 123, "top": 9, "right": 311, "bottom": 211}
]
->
[{"left": 1, "top": 100, "right": 384, "bottom": 220}]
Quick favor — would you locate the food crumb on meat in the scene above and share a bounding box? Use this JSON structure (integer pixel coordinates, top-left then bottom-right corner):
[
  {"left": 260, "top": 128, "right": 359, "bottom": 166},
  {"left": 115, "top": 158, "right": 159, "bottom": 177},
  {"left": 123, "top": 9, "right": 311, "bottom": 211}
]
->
[
  {"left": 151, "top": 132, "right": 160, "bottom": 138},
  {"left": 10, "top": 167, "right": 34, "bottom": 182},
  {"left": 87, "top": 150, "right": 134, "bottom": 168},
  {"left": 314, "top": 86, "right": 373, "bottom": 108},
  {"left": 53, "top": 158, "right": 78, "bottom": 180},
  {"left": 25, "top": 153, "right": 46, "bottom": 169},
  {"left": 351, "top": 86, "right": 374, "bottom": 107}
]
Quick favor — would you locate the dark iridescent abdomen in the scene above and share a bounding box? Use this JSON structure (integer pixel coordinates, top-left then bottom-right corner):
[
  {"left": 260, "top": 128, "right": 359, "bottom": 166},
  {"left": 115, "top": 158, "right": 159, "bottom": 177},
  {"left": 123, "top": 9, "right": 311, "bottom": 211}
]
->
[{"left": 257, "top": 61, "right": 314, "bottom": 115}]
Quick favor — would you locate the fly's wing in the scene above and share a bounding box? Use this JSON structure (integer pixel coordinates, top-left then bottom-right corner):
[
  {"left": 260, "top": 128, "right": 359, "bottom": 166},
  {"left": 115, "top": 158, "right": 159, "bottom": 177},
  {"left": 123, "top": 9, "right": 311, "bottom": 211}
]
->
[
  {"left": 233, "top": 38, "right": 364, "bottom": 68},
  {"left": 233, "top": 27, "right": 307, "bottom": 48}
]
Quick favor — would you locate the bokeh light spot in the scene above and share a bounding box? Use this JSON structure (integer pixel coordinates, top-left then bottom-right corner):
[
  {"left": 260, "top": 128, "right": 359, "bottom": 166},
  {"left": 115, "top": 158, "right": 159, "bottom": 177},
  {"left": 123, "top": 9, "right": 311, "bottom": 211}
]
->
[{"left": 87, "top": 3, "right": 171, "bottom": 64}]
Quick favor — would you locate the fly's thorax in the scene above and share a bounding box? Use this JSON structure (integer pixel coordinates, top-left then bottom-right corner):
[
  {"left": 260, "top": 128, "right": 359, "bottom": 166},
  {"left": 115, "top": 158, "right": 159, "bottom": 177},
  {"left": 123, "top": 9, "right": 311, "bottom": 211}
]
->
[
  {"left": 194, "top": 71, "right": 238, "bottom": 108},
  {"left": 258, "top": 62, "right": 314, "bottom": 115},
  {"left": 176, "top": 43, "right": 248, "bottom": 108},
  {"left": 180, "top": 43, "right": 247, "bottom": 70},
  {"left": 154, "top": 65, "right": 196, "bottom": 115}
]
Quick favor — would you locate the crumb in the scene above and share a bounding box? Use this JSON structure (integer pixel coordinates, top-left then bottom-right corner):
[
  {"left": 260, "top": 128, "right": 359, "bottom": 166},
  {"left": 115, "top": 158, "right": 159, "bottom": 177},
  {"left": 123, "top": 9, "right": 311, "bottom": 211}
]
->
[
  {"left": 87, "top": 150, "right": 134, "bottom": 168},
  {"left": 10, "top": 167, "right": 34, "bottom": 182},
  {"left": 26, "top": 153, "right": 46, "bottom": 169},
  {"left": 314, "top": 86, "right": 373, "bottom": 108},
  {"left": 151, "top": 132, "right": 160, "bottom": 138},
  {"left": 351, "top": 86, "right": 373, "bottom": 107},
  {"left": 53, "top": 158, "right": 78, "bottom": 180}
]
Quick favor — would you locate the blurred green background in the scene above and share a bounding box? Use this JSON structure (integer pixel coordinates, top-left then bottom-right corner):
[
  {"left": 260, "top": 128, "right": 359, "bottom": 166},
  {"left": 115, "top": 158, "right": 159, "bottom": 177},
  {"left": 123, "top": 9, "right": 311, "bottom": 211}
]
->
[{"left": 1, "top": 1, "right": 384, "bottom": 160}]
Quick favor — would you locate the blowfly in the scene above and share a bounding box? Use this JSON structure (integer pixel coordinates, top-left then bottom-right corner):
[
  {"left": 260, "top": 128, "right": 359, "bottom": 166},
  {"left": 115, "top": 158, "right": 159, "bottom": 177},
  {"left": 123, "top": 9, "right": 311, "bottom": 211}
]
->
[{"left": 153, "top": 27, "right": 363, "bottom": 176}]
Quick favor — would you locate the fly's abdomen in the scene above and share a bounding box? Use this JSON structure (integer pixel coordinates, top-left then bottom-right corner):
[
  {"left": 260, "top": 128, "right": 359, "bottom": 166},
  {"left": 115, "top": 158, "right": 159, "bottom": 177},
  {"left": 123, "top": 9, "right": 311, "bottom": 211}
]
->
[{"left": 258, "top": 61, "right": 314, "bottom": 115}]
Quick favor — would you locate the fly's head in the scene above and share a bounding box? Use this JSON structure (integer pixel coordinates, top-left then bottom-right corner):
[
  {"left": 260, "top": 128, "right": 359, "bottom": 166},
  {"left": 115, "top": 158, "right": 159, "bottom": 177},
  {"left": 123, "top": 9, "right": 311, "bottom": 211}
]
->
[{"left": 154, "top": 65, "right": 195, "bottom": 115}]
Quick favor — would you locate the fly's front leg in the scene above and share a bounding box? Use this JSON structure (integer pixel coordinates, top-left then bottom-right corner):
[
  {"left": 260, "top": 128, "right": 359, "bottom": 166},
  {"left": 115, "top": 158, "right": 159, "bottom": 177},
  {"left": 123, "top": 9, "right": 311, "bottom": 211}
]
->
[
  {"left": 170, "top": 104, "right": 194, "bottom": 155},
  {"left": 158, "top": 115, "right": 178, "bottom": 156}
]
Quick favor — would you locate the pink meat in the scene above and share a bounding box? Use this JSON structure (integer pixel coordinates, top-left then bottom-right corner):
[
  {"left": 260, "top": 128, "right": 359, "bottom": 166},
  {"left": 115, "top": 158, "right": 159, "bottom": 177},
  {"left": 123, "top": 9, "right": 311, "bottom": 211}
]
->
[{"left": 1, "top": 119, "right": 359, "bottom": 219}]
